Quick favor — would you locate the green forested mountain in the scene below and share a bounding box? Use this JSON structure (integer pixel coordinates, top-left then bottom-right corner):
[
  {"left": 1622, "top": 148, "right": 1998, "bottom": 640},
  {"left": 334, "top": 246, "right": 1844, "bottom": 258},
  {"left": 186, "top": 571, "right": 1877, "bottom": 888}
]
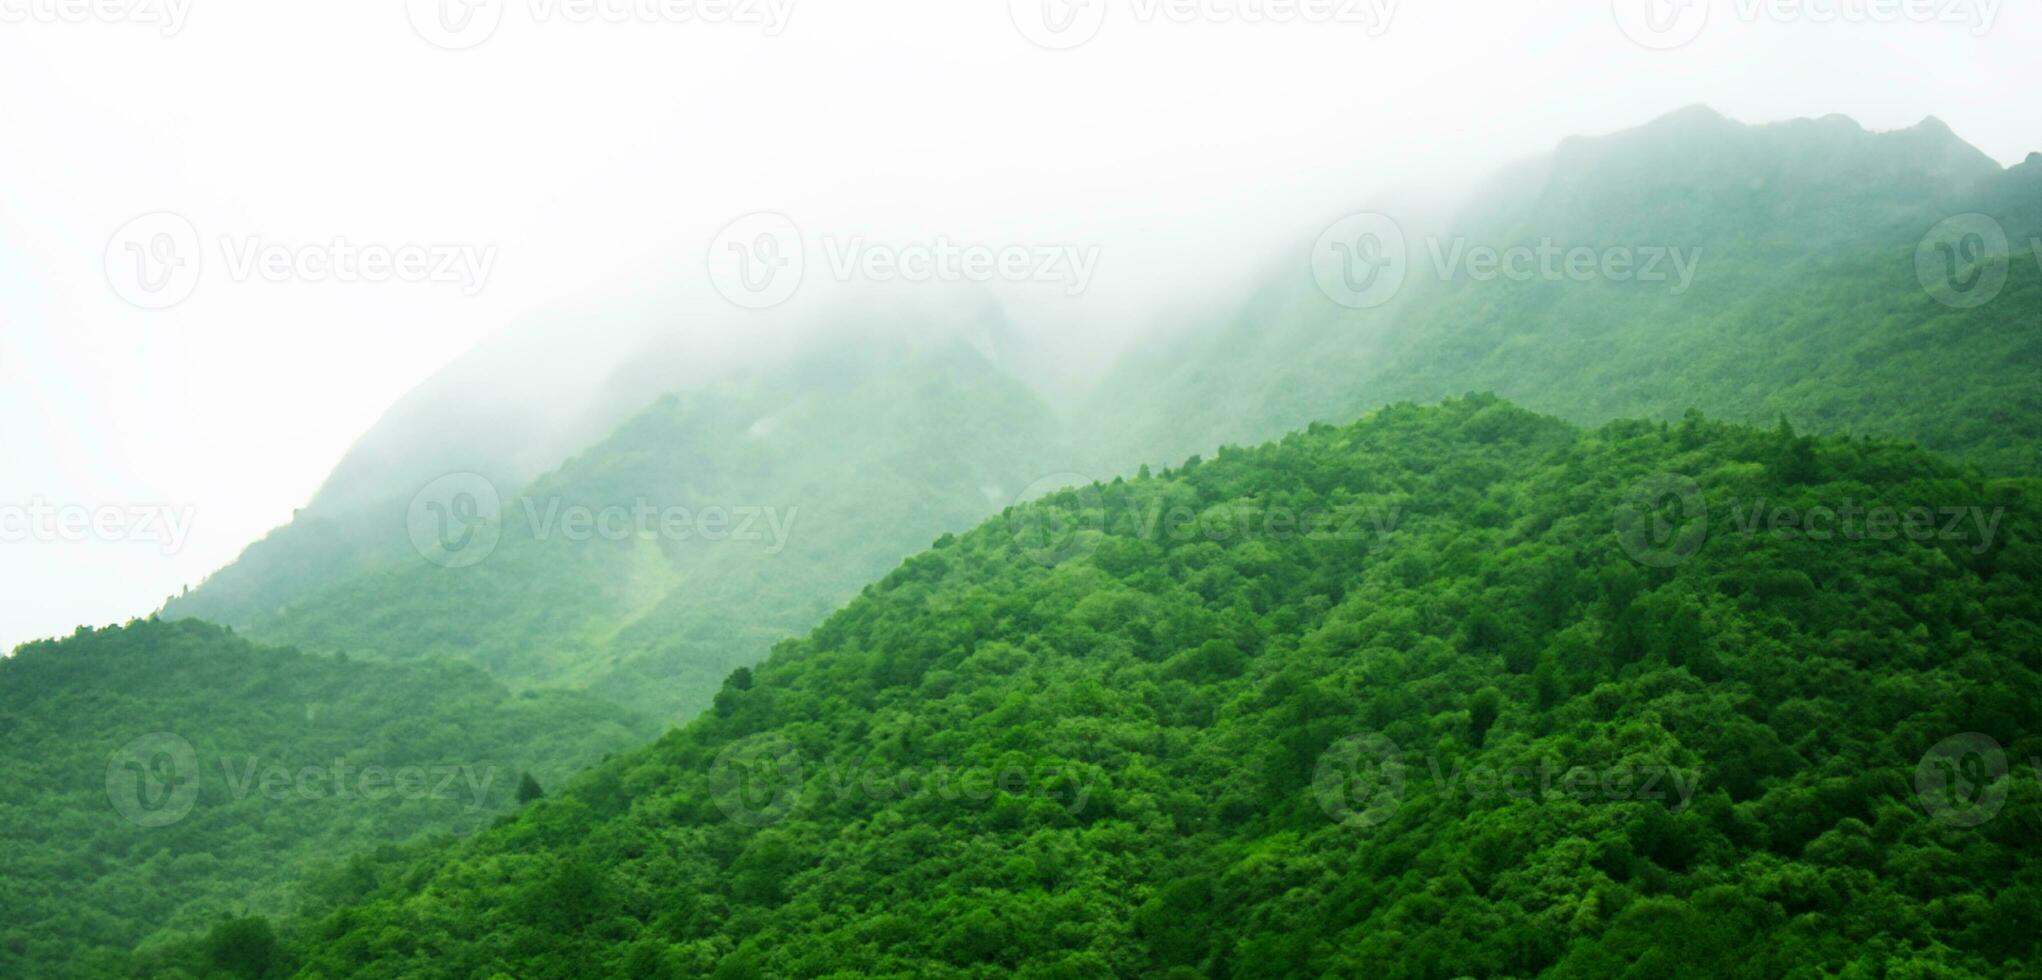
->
[
  {"left": 0, "top": 619, "right": 657, "bottom": 979},
  {"left": 74, "top": 107, "right": 2039, "bottom": 979},
  {"left": 164, "top": 110, "right": 2040, "bottom": 732},
  {"left": 156, "top": 312, "right": 755, "bottom": 631},
  {"left": 1090, "top": 108, "right": 2042, "bottom": 476},
  {"left": 193, "top": 396, "right": 2041, "bottom": 979},
  {"left": 222, "top": 341, "right": 1066, "bottom": 722}
]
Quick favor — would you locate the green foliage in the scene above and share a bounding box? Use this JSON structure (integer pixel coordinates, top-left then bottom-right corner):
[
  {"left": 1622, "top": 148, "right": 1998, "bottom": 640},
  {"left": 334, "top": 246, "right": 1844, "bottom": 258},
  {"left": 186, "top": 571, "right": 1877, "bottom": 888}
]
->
[
  {"left": 1091, "top": 115, "right": 2042, "bottom": 478},
  {"left": 201, "top": 916, "right": 280, "bottom": 979},
  {"left": 516, "top": 773, "right": 545, "bottom": 804},
  {"left": 209, "top": 343, "right": 1065, "bottom": 725},
  {"left": 229, "top": 397, "right": 2042, "bottom": 978},
  {"left": 0, "top": 619, "right": 657, "bottom": 979},
  {"left": 92, "top": 111, "right": 2042, "bottom": 978}
]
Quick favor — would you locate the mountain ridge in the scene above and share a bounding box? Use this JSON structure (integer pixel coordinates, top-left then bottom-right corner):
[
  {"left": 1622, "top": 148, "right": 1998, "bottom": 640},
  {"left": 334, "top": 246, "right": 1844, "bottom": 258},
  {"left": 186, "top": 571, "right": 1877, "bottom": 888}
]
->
[{"left": 226, "top": 395, "right": 2042, "bottom": 979}]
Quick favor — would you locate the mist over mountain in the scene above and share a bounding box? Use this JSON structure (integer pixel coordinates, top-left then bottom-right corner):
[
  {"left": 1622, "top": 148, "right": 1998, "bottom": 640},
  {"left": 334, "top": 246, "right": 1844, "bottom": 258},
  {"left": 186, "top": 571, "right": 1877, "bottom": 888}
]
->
[
  {"left": 157, "top": 107, "right": 2042, "bottom": 724},
  {"left": 185, "top": 331, "right": 1061, "bottom": 722},
  {"left": 12, "top": 100, "right": 2039, "bottom": 980},
  {"left": 1087, "top": 107, "right": 2042, "bottom": 475},
  {"left": 160, "top": 288, "right": 989, "bottom": 623},
  {"left": 170, "top": 107, "right": 2042, "bottom": 639}
]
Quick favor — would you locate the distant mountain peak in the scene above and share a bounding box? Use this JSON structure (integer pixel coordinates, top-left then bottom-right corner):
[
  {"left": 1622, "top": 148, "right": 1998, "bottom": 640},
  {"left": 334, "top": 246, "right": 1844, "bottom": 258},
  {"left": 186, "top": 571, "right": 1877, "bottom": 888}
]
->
[
  {"left": 1526, "top": 104, "right": 2000, "bottom": 208},
  {"left": 1811, "top": 112, "right": 1866, "bottom": 132},
  {"left": 1650, "top": 103, "right": 1735, "bottom": 128},
  {"left": 1912, "top": 114, "right": 1954, "bottom": 134}
]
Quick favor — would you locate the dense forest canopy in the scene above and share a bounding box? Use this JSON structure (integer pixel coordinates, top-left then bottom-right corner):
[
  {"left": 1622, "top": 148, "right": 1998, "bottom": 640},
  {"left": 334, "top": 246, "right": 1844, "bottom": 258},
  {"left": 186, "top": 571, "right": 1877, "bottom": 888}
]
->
[
  {"left": 0, "top": 620, "right": 658, "bottom": 979},
  {"left": 123, "top": 396, "right": 2041, "bottom": 979}
]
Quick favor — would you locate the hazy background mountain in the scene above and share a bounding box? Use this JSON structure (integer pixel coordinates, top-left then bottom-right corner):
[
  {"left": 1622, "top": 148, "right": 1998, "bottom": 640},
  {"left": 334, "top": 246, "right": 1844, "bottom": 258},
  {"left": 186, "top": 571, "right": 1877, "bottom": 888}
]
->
[
  {"left": 158, "top": 306, "right": 771, "bottom": 628},
  {"left": 160, "top": 108, "right": 2041, "bottom": 726},
  {"left": 1087, "top": 107, "right": 2042, "bottom": 476},
  {"left": 181, "top": 328, "right": 1065, "bottom": 722}
]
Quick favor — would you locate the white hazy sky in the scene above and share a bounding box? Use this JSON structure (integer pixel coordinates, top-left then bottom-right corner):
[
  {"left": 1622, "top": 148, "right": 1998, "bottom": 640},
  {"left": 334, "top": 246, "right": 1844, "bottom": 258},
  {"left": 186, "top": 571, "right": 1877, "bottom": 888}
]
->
[{"left": 2, "top": 0, "right": 2039, "bottom": 651}]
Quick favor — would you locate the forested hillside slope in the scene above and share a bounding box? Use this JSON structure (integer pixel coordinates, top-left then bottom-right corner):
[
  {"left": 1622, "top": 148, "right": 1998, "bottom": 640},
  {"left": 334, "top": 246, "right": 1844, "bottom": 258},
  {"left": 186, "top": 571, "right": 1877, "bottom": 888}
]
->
[
  {"left": 181, "top": 396, "right": 2042, "bottom": 979},
  {"left": 0, "top": 619, "right": 657, "bottom": 979},
  {"left": 233, "top": 342, "right": 1066, "bottom": 722}
]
